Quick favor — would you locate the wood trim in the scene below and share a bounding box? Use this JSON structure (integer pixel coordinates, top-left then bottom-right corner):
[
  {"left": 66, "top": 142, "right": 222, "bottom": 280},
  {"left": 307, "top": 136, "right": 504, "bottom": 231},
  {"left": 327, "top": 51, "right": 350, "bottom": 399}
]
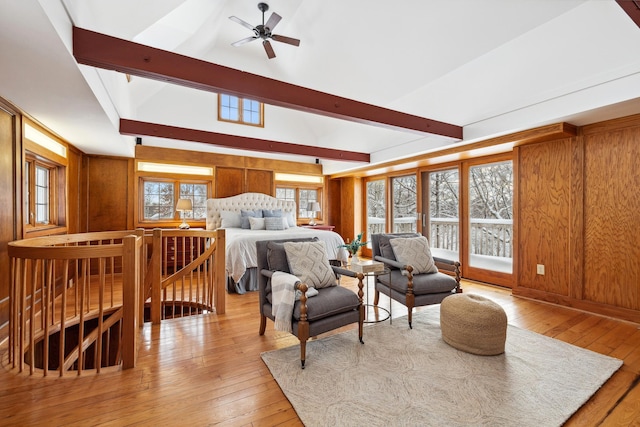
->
[
  {"left": 581, "top": 112, "right": 640, "bottom": 136},
  {"left": 121, "top": 119, "right": 369, "bottom": 163},
  {"left": 135, "top": 145, "right": 322, "bottom": 175},
  {"left": 73, "top": 27, "right": 461, "bottom": 139},
  {"left": 330, "top": 122, "right": 576, "bottom": 178}
]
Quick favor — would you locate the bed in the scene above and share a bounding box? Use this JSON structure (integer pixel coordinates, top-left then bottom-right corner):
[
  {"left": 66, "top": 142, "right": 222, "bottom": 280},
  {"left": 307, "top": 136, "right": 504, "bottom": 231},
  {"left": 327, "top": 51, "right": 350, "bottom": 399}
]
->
[{"left": 206, "top": 192, "right": 349, "bottom": 294}]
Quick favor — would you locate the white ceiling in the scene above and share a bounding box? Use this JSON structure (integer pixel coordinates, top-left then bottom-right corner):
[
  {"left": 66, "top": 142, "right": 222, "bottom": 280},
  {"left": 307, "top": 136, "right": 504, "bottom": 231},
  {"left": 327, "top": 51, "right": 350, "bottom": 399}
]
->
[{"left": 1, "top": 0, "right": 639, "bottom": 174}]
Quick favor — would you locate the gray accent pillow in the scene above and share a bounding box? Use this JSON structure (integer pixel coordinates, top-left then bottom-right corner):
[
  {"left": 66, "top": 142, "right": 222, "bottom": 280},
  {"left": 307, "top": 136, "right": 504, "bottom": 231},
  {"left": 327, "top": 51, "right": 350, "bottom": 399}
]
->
[
  {"left": 389, "top": 235, "right": 438, "bottom": 274},
  {"left": 284, "top": 241, "right": 336, "bottom": 289},
  {"left": 266, "top": 241, "right": 290, "bottom": 272},
  {"left": 241, "top": 209, "right": 262, "bottom": 229},
  {"left": 220, "top": 210, "right": 242, "bottom": 228},
  {"left": 265, "top": 216, "right": 286, "bottom": 230},
  {"left": 262, "top": 209, "right": 282, "bottom": 217}
]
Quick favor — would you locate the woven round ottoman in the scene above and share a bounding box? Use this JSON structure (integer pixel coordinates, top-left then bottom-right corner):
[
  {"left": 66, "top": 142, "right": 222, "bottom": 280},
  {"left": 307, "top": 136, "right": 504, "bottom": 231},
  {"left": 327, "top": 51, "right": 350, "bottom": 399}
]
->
[{"left": 440, "top": 293, "right": 507, "bottom": 355}]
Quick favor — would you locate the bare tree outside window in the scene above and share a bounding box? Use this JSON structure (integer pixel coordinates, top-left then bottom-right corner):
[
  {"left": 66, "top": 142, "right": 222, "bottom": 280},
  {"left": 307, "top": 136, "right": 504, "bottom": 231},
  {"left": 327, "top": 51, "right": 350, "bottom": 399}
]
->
[
  {"left": 392, "top": 175, "right": 417, "bottom": 232},
  {"left": 366, "top": 179, "right": 386, "bottom": 239}
]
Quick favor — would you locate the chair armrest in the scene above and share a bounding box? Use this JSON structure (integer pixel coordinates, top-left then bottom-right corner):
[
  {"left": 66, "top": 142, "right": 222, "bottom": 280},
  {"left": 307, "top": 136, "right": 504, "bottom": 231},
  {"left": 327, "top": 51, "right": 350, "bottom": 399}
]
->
[
  {"left": 374, "top": 255, "right": 406, "bottom": 270},
  {"left": 332, "top": 266, "right": 357, "bottom": 277},
  {"left": 261, "top": 269, "right": 274, "bottom": 279}
]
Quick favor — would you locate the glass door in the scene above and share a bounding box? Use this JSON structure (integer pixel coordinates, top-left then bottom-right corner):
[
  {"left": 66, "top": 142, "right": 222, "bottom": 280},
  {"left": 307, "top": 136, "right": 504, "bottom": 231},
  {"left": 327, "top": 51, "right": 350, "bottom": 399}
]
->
[
  {"left": 467, "top": 160, "right": 513, "bottom": 276},
  {"left": 365, "top": 178, "right": 386, "bottom": 250},
  {"left": 391, "top": 175, "right": 417, "bottom": 233},
  {"left": 426, "top": 168, "right": 460, "bottom": 262}
]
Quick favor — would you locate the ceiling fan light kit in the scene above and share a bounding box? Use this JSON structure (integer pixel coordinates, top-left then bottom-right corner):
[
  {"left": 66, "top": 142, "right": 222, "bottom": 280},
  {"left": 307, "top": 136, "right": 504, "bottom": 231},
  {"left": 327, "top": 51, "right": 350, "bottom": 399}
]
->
[{"left": 229, "top": 2, "right": 300, "bottom": 59}]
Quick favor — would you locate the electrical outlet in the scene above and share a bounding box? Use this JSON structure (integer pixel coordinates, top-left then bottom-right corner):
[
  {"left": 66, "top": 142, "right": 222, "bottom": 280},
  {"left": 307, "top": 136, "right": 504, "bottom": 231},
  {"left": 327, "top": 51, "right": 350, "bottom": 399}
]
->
[{"left": 536, "top": 264, "right": 545, "bottom": 275}]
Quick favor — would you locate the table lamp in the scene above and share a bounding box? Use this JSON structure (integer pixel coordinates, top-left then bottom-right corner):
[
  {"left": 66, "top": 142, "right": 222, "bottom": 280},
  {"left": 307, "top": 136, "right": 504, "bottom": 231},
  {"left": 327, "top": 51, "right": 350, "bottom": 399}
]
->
[
  {"left": 308, "top": 202, "right": 321, "bottom": 226},
  {"left": 176, "top": 198, "right": 193, "bottom": 229}
]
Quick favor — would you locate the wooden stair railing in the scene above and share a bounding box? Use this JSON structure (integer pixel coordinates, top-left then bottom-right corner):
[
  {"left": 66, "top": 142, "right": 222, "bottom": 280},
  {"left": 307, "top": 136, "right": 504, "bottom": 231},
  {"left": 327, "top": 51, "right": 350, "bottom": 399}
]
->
[
  {"left": 7, "top": 230, "right": 143, "bottom": 376},
  {"left": 145, "top": 228, "right": 225, "bottom": 324},
  {"left": 7, "top": 228, "right": 226, "bottom": 376}
]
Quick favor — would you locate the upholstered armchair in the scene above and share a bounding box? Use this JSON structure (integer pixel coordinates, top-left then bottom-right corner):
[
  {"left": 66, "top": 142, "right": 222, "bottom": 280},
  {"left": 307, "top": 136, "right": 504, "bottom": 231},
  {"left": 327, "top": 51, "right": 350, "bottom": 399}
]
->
[
  {"left": 256, "top": 237, "right": 365, "bottom": 368},
  {"left": 371, "top": 233, "right": 461, "bottom": 328}
]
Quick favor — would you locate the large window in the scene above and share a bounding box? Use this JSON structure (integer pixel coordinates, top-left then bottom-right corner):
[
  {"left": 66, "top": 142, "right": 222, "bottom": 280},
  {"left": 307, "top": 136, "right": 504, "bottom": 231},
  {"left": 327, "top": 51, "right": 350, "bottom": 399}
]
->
[
  {"left": 141, "top": 179, "right": 208, "bottom": 222},
  {"left": 24, "top": 154, "right": 59, "bottom": 229},
  {"left": 276, "top": 186, "right": 321, "bottom": 221},
  {"left": 218, "top": 94, "right": 264, "bottom": 127},
  {"left": 468, "top": 161, "right": 513, "bottom": 273}
]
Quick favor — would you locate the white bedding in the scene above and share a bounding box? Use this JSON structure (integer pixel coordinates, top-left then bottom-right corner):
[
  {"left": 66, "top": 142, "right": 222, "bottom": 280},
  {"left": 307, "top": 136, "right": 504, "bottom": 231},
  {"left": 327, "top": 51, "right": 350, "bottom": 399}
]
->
[{"left": 225, "top": 227, "right": 349, "bottom": 283}]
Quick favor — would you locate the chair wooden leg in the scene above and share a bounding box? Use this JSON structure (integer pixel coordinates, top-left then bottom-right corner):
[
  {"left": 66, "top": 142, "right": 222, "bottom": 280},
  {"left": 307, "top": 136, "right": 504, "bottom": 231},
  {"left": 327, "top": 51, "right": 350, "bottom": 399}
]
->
[
  {"left": 373, "top": 289, "right": 380, "bottom": 305},
  {"left": 406, "top": 293, "right": 415, "bottom": 329},
  {"left": 300, "top": 340, "right": 307, "bottom": 369},
  {"left": 259, "top": 315, "right": 267, "bottom": 335}
]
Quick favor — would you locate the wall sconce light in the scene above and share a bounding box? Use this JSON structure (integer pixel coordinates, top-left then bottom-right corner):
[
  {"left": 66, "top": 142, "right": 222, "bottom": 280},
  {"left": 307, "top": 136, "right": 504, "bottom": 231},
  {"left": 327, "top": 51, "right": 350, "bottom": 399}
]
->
[
  {"left": 308, "top": 202, "right": 321, "bottom": 226},
  {"left": 176, "top": 198, "right": 193, "bottom": 229}
]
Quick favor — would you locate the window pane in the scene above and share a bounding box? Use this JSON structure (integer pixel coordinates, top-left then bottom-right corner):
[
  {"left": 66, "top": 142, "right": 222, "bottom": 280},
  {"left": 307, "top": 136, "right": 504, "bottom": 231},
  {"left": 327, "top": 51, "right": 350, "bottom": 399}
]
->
[
  {"left": 144, "top": 181, "right": 174, "bottom": 220},
  {"left": 34, "top": 165, "right": 49, "bottom": 224},
  {"left": 366, "top": 179, "right": 386, "bottom": 239},
  {"left": 298, "top": 189, "right": 318, "bottom": 218},
  {"left": 391, "top": 175, "right": 416, "bottom": 233},
  {"left": 468, "top": 161, "right": 513, "bottom": 273},
  {"left": 429, "top": 169, "right": 459, "bottom": 261},
  {"left": 24, "top": 161, "right": 30, "bottom": 225},
  {"left": 180, "top": 183, "right": 208, "bottom": 219},
  {"left": 243, "top": 99, "right": 261, "bottom": 124},
  {"left": 220, "top": 94, "right": 239, "bottom": 121}
]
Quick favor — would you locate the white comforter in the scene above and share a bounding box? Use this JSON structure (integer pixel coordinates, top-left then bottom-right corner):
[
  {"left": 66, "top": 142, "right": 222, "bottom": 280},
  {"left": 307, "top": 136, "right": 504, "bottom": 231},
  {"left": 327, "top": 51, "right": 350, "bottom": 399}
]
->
[{"left": 224, "top": 227, "right": 349, "bottom": 283}]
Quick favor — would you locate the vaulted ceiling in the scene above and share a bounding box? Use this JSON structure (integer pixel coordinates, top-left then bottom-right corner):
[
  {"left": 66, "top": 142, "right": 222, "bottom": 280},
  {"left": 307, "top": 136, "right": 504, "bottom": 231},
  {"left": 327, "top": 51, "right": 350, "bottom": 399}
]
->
[{"left": 1, "top": 0, "right": 639, "bottom": 174}]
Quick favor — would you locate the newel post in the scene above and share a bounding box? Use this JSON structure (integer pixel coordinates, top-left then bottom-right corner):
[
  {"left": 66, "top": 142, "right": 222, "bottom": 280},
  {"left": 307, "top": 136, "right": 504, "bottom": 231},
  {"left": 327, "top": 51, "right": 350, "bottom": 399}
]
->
[
  {"left": 122, "top": 234, "right": 141, "bottom": 369},
  {"left": 151, "top": 228, "right": 163, "bottom": 324},
  {"left": 214, "top": 229, "right": 226, "bottom": 315}
]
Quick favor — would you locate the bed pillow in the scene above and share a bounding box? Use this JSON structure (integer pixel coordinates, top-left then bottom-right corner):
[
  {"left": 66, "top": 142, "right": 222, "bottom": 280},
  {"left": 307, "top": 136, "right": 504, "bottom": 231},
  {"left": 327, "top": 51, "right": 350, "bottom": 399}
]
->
[
  {"left": 284, "top": 241, "right": 336, "bottom": 289},
  {"left": 284, "top": 212, "right": 296, "bottom": 228},
  {"left": 265, "top": 216, "right": 286, "bottom": 231},
  {"left": 389, "top": 235, "right": 438, "bottom": 274},
  {"left": 262, "top": 209, "right": 282, "bottom": 217},
  {"left": 241, "top": 209, "right": 263, "bottom": 229},
  {"left": 220, "top": 210, "right": 242, "bottom": 228},
  {"left": 248, "top": 217, "right": 266, "bottom": 230}
]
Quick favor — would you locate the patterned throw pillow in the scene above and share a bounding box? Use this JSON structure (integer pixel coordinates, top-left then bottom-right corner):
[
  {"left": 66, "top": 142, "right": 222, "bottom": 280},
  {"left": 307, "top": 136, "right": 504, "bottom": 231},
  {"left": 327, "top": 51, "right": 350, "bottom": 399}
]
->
[
  {"left": 283, "top": 241, "right": 336, "bottom": 289},
  {"left": 265, "top": 216, "right": 286, "bottom": 230},
  {"left": 389, "top": 236, "right": 438, "bottom": 274}
]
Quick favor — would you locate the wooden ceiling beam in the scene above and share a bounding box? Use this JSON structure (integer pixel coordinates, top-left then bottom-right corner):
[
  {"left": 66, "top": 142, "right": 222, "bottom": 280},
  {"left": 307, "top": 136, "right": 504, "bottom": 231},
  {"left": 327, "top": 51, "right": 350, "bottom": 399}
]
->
[
  {"left": 616, "top": 0, "right": 640, "bottom": 28},
  {"left": 120, "top": 119, "right": 370, "bottom": 162},
  {"left": 73, "top": 27, "right": 462, "bottom": 139}
]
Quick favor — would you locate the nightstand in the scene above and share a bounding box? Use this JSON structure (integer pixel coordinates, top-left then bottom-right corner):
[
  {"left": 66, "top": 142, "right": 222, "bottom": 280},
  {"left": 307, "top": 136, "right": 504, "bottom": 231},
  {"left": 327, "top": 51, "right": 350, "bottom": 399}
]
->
[{"left": 301, "top": 225, "right": 335, "bottom": 231}]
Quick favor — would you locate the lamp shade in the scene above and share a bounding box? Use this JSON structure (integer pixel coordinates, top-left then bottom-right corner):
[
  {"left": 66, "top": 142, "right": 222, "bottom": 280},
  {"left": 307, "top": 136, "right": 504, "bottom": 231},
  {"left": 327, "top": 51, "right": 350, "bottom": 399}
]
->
[
  {"left": 309, "top": 202, "right": 321, "bottom": 212},
  {"left": 176, "top": 198, "right": 193, "bottom": 212}
]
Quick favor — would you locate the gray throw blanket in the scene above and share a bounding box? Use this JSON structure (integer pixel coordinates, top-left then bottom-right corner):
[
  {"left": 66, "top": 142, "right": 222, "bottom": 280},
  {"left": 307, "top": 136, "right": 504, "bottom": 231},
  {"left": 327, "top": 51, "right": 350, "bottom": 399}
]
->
[
  {"left": 271, "top": 272, "right": 319, "bottom": 332},
  {"left": 271, "top": 272, "right": 300, "bottom": 333}
]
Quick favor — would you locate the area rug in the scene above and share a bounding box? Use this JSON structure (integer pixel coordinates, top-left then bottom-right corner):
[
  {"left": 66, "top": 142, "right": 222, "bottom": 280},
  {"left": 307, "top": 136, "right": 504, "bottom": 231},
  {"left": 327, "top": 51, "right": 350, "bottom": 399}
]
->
[{"left": 261, "top": 306, "right": 622, "bottom": 427}]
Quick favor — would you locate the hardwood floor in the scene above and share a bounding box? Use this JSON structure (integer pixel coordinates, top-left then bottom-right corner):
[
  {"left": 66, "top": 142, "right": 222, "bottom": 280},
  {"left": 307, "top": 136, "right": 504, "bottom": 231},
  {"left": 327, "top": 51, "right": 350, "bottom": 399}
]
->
[{"left": 1, "top": 279, "right": 640, "bottom": 426}]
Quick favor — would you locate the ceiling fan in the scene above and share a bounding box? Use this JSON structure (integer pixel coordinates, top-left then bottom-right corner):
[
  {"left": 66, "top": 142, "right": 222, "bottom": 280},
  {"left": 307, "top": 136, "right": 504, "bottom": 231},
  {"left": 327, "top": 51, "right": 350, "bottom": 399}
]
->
[{"left": 229, "top": 2, "right": 300, "bottom": 59}]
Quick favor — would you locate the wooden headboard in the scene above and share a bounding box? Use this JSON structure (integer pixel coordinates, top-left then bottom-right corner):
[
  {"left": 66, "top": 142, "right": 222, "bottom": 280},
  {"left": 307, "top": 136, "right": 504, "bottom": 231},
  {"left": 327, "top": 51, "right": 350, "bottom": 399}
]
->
[{"left": 206, "top": 193, "right": 297, "bottom": 230}]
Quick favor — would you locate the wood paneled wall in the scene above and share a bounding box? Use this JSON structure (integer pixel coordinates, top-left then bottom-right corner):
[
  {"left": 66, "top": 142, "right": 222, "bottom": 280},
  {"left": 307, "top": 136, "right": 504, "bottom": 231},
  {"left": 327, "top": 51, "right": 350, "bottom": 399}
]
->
[
  {"left": 86, "top": 156, "right": 133, "bottom": 232},
  {"left": 514, "top": 114, "right": 640, "bottom": 323},
  {"left": 0, "top": 101, "right": 18, "bottom": 339}
]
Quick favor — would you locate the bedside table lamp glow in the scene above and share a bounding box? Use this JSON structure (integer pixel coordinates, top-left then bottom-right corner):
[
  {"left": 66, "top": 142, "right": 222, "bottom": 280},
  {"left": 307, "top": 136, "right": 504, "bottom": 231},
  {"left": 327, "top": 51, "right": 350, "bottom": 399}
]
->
[{"left": 176, "top": 198, "right": 193, "bottom": 229}]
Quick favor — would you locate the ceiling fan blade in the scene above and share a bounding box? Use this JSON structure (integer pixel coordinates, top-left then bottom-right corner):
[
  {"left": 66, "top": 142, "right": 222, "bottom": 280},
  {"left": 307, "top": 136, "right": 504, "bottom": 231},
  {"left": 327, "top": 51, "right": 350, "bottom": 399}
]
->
[
  {"left": 272, "top": 34, "right": 301, "bottom": 47},
  {"left": 231, "top": 36, "right": 258, "bottom": 47},
  {"left": 264, "top": 12, "right": 282, "bottom": 32},
  {"left": 263, "top": 40, "right": 276, "bottom": 59},
  {"left": 229, "top": 16, "right": 256, "bottom": 32}
]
